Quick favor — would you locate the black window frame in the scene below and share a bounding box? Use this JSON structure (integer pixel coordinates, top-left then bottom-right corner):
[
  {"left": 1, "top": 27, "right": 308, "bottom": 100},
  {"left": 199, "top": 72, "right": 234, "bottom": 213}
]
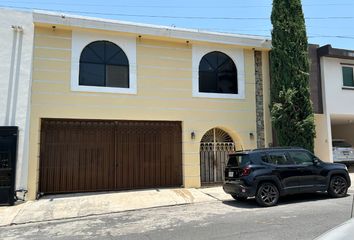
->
[
  {"left": 198, "top": 51, "right": 238, "bottom": 94},
  {"left": 342, "top": 66, "right": 354, "bottom": 87},
  {"left": 79, "top": 40, "right": 130, "bottom": 88}
]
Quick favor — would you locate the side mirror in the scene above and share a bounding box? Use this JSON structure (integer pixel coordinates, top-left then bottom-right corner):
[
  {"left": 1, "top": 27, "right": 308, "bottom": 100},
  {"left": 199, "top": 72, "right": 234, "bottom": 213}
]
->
[{"left": 313, "top": 158, "right": 319, "bottom": 165}]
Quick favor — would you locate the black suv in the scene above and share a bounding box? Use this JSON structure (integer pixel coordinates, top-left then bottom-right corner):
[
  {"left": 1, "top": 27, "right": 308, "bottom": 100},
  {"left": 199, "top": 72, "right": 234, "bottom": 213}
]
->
[{"left": 223, "top": 147, "right": 351, "bottom": 207}]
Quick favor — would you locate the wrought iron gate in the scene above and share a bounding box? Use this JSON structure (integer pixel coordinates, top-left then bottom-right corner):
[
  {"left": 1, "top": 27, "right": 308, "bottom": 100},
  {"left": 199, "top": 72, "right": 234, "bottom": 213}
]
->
[{"left": 200, "top": 128, "right": 235, "bottom": 185}]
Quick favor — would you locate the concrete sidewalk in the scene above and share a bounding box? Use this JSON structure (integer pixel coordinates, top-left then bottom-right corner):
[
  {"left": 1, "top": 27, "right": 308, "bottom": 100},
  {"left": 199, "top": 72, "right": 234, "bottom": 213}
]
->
[{"left": 0, "top": 187, "right": 232, "bottom": 227}]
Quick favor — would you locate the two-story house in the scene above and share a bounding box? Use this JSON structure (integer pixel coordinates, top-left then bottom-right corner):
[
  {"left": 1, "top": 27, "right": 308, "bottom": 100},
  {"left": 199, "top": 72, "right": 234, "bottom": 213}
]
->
[
  {"left": 1, "top": 8, "right": 273, "bottom": 200},
  {"left": 0, "top": 9, "right": 34, "bottom": 203},
  {"left": 309, "top": 44, "right": 354, "bottom": 163}
]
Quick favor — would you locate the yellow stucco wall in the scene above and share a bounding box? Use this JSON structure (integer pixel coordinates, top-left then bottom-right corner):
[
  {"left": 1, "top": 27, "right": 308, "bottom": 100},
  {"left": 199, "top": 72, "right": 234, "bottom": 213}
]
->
[{"left": 28, "top": 26, "right": 266, "bottom": 199}]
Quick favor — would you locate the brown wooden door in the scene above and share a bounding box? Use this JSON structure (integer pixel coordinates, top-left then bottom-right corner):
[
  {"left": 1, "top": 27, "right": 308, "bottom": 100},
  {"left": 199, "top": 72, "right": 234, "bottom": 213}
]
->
[{"left": 39, "top": 119, "right": 182, "bottom": 194}]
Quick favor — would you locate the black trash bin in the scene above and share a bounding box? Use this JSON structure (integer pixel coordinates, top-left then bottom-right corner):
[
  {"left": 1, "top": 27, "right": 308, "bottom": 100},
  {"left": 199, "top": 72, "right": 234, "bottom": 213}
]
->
[{"left": 0, "top": 126, "right": 18, "bottom": 206}]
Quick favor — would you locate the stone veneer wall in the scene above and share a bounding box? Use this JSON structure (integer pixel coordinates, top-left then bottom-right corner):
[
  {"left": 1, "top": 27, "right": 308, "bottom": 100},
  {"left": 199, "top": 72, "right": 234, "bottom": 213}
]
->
[{"left": 255, "top": 51, "right": 265, "bottom": 148}]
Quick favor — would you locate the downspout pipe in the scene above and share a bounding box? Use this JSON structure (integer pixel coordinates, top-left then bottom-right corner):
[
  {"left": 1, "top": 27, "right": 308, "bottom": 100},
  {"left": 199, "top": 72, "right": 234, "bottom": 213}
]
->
[{"left": 5, "top": 25, "right": 18, "bottom": 126}]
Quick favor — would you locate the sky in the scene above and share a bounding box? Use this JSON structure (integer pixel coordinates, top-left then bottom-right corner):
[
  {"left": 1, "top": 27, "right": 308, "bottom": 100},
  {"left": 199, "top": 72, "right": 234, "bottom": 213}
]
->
[{"left": 1, "top": 0, "right": 354, "bottom": 49}]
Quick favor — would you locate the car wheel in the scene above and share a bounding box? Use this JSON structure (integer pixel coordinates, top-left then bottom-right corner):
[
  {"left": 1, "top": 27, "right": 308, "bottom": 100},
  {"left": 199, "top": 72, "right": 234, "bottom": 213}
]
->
[
  {"left": 231, "top": 194, "right": 247, "bottom": 201},
  {"left": 256, "top": 182, "right": 279, "bottom": 207},
  {"left": 328, "top": 176, "right": 348, "bottom": 198}
]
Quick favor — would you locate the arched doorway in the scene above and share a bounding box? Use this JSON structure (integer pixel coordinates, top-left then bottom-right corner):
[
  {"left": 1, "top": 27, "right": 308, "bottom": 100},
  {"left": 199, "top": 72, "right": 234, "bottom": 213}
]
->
[{"left": 200, "top": 128, "right": 236, "bottom": 185}]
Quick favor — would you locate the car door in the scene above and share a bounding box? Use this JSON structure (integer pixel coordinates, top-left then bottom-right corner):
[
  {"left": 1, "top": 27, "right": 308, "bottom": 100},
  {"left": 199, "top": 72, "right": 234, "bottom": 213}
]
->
[
  {"left": 266, "top": 151, "right": 300, "bottom": 194},
  {"left": 288, "top": 150, "right": 321, "bottom": 192}
]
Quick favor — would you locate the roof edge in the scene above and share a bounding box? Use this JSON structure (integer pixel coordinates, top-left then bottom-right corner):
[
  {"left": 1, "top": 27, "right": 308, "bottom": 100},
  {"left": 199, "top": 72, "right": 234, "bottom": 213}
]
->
[
  {"left": 318, "top": 44, "right": 354, "bottom": 60},
  {"left": 32, "top": 10, "right": 271, "bottom": 49}
]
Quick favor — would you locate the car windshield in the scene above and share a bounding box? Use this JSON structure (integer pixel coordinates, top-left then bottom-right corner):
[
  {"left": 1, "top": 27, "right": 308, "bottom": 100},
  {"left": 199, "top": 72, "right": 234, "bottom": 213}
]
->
[
  {"left": 333, "top": 140, "right": 352, "bottom": 148},
  {"left": 227, "top": 154, "right": 251, "bottom": 167}
]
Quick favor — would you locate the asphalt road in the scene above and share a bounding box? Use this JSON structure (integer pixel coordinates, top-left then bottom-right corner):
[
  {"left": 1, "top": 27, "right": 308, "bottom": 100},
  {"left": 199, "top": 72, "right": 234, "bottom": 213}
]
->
[{"left": 1, "top": 191, "right": 353, "bottom": 240}]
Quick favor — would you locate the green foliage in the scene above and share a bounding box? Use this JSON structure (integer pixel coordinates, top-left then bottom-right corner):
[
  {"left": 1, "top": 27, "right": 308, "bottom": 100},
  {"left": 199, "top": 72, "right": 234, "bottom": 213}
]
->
[{"left": 270, "top": 0, "right": 316, "bottom": 152}]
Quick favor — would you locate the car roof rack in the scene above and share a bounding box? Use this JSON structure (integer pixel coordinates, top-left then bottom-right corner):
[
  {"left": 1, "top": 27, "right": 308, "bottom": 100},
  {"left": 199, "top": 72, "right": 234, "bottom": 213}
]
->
[
  {"left": 251, "top": 146, "right": 304, "bottom": 152},
  {"left": 228, "top": 147, "right": 306, "bottom": 155}
]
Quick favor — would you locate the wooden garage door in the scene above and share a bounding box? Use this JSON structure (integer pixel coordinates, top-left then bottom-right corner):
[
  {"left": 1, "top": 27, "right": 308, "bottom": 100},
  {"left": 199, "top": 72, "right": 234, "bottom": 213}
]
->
[{"left": 39, "top": 119, "right": 182, "bottom": 194}]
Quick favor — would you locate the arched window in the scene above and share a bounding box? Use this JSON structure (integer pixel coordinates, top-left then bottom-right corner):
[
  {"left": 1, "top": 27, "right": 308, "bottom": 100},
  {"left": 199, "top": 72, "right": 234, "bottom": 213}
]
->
[
  {"left": 199, "top": 51, "right": 237, "bottom": 94},
  {"left": 79, "top": 40, "right": 129, "bottom": 88}
]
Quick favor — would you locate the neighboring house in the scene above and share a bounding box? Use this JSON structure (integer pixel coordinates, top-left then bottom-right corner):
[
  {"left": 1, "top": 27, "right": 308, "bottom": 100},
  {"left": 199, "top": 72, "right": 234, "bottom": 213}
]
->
[
  {"left": 0, "top": 9, "right": 35, "bottom": 202},
  {"left": 0, "top": 9, "right": 273, "bottom": 200},
  {"left": 309, "top": 44, "right": 354, "bottom": 163}
]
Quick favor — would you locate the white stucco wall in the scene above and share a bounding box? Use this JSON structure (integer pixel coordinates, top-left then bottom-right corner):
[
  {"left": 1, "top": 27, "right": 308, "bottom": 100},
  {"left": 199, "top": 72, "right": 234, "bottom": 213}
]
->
[
  {"left": 319, "top": 56, "right": 354, "bottom": 163},
  {"left": 321, "top": 57, "right": 354, "bottom": 115},
  {"left": 0, "top": 8, "right": 34, "bottom": 191}
]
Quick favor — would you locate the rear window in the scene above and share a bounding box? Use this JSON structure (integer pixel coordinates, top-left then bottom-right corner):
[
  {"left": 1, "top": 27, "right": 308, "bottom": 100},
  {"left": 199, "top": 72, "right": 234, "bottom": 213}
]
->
[
  {"left": 333, "top": 141, "right": 352, "bottom": 148},
  {"left": 227, "top": 154, "right": 251, "bottom": 167}
]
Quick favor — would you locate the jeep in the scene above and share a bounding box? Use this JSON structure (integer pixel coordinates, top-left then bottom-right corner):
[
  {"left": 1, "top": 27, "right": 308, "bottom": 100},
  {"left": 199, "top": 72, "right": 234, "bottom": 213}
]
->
[{"left": 223, "top": 147, "right": 351, "bottom": 207}]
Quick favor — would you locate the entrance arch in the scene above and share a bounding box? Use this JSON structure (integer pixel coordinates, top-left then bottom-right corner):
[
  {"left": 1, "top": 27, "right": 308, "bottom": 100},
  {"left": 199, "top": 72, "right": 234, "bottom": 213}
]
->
[{"left": 200, "top": 128, "right": 235, "bottom": 185}]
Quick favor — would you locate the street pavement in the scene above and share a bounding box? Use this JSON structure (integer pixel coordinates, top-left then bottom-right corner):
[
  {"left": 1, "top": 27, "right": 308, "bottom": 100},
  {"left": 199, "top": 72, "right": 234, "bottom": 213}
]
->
[{"left": 1, "top": 190, "right": 353, "bottom": 240}]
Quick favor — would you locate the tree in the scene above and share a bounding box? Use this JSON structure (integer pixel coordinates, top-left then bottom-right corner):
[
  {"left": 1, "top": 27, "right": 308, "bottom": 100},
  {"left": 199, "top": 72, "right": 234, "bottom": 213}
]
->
[{"left": 270, "top": 0, "right": 315, "bottom": 152}]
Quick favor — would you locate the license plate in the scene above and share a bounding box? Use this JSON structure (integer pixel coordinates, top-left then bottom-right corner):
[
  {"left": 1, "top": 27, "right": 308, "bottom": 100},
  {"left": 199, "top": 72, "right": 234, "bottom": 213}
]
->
[
  {"left": 343, "top": 151, "right": 350, "bottom": 156},
  {"left": 228, "top": 171, "right": 234, "bottom": 177}
]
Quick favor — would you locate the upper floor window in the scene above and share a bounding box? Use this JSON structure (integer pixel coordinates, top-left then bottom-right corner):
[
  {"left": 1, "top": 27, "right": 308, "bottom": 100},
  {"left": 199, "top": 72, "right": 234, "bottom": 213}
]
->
[
  {"left": 342, "top": 66, "right": 354, "bottom": 87},
  {"left": 79, "top": 41, "right": 129, "bottom": 88},
  {"left": 199, "top": 51, "right": 238, "bottom": 94},
  {"left": 71, "top": 31, "right": 137, "bottom": 94}
]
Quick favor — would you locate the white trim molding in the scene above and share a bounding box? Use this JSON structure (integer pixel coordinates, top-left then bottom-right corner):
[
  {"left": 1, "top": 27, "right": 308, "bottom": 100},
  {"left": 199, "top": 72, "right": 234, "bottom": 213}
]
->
[
  {"left": 192, "top": 44, "right": 245, "bottom": 99},
  {"left": 34, "top": 10, "right": 271, "bottom": 49},
  {"left": 71, "top": 30, "right": 137, "bottom": 94}
]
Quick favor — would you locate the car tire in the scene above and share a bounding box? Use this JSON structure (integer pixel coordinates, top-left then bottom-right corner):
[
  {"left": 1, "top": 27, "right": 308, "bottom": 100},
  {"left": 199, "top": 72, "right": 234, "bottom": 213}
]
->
[
  {"left": 231, "top": 195, "right": 247, "bottom": 201},
  {"left": 328, "top": 175, "right": 348, "bottom": 198},
  {"left": 256, "top": 182, "right": 279, "bottom": 207}
]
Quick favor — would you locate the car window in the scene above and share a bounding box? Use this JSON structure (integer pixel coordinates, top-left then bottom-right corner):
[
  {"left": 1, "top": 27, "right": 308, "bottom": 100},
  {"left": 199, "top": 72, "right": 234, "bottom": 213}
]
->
[
  {"left": 288, "top": 151, "right": 313, "bottom": 165},
  {"left": 265, "top": 152, "right": 290, "bottom": 165},
  {"left": 260, "top": 154, "right": 269, "bottom": 163},
  {"left": 332, "top": 140, "right": 352, "bottom": 148},
  {"left": 227, "top": 154, "right": 251, "bottom": 167}
]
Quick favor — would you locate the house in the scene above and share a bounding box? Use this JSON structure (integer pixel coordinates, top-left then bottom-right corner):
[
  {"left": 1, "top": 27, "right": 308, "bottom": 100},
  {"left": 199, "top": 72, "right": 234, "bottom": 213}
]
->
[
  {"left": 0, "top": 8, "right": 273, "bottom": 200},
  {"left": 0, "top": 9, "right": 34, "bottom": 203},
  {"left": 309, "top": 44, "right": 354, "bottom": 163}
]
